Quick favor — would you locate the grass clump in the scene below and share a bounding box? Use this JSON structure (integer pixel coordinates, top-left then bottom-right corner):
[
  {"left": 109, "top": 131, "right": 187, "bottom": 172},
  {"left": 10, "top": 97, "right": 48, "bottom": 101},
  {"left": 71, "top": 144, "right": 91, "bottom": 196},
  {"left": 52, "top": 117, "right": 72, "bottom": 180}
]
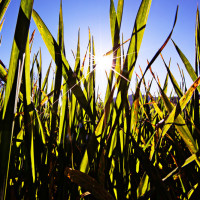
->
[{"left": 0, "top": 0, "right": 200, "bottom": 199}]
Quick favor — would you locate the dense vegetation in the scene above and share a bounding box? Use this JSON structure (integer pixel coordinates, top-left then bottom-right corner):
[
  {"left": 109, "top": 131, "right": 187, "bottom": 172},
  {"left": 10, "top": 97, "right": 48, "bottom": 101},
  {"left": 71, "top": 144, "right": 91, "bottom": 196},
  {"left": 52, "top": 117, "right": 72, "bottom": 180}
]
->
[{"left": 0, "top": 0, "right": 200, "bottom": 199}]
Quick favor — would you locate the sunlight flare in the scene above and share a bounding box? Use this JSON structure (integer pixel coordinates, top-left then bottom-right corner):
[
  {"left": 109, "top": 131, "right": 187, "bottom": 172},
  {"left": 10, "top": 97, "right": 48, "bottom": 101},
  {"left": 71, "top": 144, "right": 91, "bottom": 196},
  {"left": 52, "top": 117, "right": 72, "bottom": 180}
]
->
[{"left": 95, "top": 54, "right": 113, "bottom": 73}]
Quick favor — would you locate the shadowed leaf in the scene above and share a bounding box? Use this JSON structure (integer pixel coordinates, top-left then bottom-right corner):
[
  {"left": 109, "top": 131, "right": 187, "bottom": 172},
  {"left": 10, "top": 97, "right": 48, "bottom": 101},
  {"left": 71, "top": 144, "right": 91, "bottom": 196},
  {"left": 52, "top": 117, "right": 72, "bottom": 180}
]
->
[{"left": 65, "top": 167, "right": 115, "bottom": 200}]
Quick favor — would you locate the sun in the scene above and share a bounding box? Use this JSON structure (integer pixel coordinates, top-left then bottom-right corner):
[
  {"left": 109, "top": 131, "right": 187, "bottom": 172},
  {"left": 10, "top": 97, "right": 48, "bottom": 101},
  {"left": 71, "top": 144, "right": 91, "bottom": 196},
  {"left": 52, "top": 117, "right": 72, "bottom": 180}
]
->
[
  {"left": 93, "top": 52, "right": 130, "bottom": 82},
  {"left": 95, "top": 54, "right": 113, "bottom": 73}
]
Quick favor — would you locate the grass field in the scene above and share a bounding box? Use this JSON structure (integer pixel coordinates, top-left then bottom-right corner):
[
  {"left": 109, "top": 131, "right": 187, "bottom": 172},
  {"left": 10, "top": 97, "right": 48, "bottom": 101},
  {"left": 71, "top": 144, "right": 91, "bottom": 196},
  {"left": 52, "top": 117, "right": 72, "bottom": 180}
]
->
[{"left": 1, "top": 0, "right": 200, "bottom": 199}]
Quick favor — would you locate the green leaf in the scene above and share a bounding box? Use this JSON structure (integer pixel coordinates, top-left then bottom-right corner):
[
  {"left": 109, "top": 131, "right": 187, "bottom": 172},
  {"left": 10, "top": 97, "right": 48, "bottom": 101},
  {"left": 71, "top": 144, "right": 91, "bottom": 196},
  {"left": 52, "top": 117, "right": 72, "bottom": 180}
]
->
[
  {"left": 34, "top": 104, "right": 46, "bottom": 145},
  {"left": 187, "top": 183, "right": 198, "bottom": 199},
  {"left": 58, "top": 81, "right": 68, "bottom": 146},
  {"left": 140, "top": 6, "right": 178, "bottom": 82},
  {"left": 65, "top": 167, "right": 115, "bottom": 200},
  {"left": 50, "top": 0, "right": 63, "bottom": 152},
  {"left": 130, "top": 87, "right": 139, "bottom": 134},
  {"left": 161, "top": 54, "right": 183, "bottom": 98},
  {"left": 126, "top": 0, "right": 152, "bottom": 79},
  {"left": 137, "top": 172, "right": 149, "bottom": 198},
  {"left": 0, "top": 17, "right": 5, "bottom": 32},
  {"left": 157, "top": 75, "right": 200, "bottom": 155},
  {"left": 116, "top": 0, "right": 124, "bottom": 30},
  {"left": 129, "top": 7, "right": 178, "bottom": 136},
  {"left": 162, "top": 154, "right": 198, "bottom": 182},
  {"left": 80, "top": 80, "right": 117, "bottom": 173},
  {"left": 0, "top": 61, "right": 24, "bottom": 101},
  {"left": 115, "top": 0, "right": 153, "bottom": 115},
  {"left": 110, "top": 0, "right": 117, "bottom": 46},
  {"left": 57, "top": 0, "right": 66, "bottom": 146},
  {"left": 130, "top": 135, "right": 172, "bottom": 199},
  {"left": 23, "top": 32, "right": 36, "bottom": 183},
  {"left": 162, "top": 57, "right": 169, "bottom": 94},
  {"left": 110, "top": 0, "right": 123, "bottom": 45},
  {"left": 41, "top": 60, "right": 52, "bottom": 91},
  {"left": 172, "top": 39, "right": 200, "bottom": 93},
  {"left": 0, "top": 62, "right": 7, "bottom": 83},
  {"left": 105, "top": 0, "right": 124, "bottom": 103},
  {"left": 195, "top": 7, "right": 200, "bottom": 70},
  {"left": 0, "top": 0, "right": 11, "bottom": 22},
  {"left": 74, "top": 28, "right": 80, "bottom": 73},
  {"left": 0, "top": 1, "right": 34, "bottom": 198},
  {"left": 32, "top": 9, "right": 95, "bottom": 123}
]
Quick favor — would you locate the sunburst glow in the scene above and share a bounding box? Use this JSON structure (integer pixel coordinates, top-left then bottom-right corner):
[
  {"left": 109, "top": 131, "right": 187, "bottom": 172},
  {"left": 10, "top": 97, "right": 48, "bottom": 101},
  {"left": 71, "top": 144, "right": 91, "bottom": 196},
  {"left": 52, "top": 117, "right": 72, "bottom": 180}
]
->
[{"left": 94, "top": 54, "right": 113, "bottom": 73}]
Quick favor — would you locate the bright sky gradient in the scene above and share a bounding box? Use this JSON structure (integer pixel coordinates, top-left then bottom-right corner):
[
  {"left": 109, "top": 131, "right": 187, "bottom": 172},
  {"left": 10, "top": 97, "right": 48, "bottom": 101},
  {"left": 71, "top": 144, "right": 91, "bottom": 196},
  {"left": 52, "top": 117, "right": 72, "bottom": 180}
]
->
[{"left": 0, "top": 0, "right": 200, "bottom": 98}]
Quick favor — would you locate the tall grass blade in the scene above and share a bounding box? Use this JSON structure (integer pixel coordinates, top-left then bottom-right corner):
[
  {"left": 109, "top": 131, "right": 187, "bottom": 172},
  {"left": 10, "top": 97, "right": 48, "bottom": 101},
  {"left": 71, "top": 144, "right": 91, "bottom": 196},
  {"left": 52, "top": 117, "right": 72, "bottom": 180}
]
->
[
  {"left": 130, "top": 135, "right": 172, "bottom": 199},
  {"left": 74, "top": 29, "right": 80, "bottom": 74},
  {"left": 125, "top": 0, "right": 152, "bottom": 80},
  {"left": 58, "top": 81, "right": 68, "bottom": 146},
  {"left": 196, "top": 7, "right": 200, "bottom": 64},
  {"left": 91, "top": 36, "right": 96, "bottom": 115},
  {"left": 116, "top": 0, "right": 152, "bottom": 114},
  {"left": 104, "top": 0, "right": 123, "bottom": 105},
  {"left": 172, "top": 39, "right": 200, "bottom": 93},
  {"left": 0, "top": 0, "right": 11, "bottom": 22},
  {"left": 80, "top": 80, "right": 117, "bottom": 173},
  {"left": 161, "top": 56, "right": 170, "bottom": 94},
  {"left": 41, "top": 60, "right": 52, "bottom": 91},
  {"left": 0, "top": 62, "right": 7, "bottom": 83},
  {"left": 49, "top": 0, "right": 63, "bottom": 155},
  {"left": 32, "top": 10, "right": 95, "bottom": 123},
  {"left": 0, "top": 1, "right": 33, "bottom": 198},
  {"left": 0, "top": 17, "right": 5, "bottom": 32},
  {"left": 23, "top": 33, "right": 36, "bottom": 186},
  {"left": 57, "top": 0, "right": 66, "bottom": 146},
  {"left": 141, "top": 6, "right": 178, "bottom": 82},
  {"left": 161, "top": 54, "right": 183, "bottom": 98},
  {"left": 155, "top": 73, "right": 200, "bottom": 155},
  {"left": 194, "top": 7, "right": 200, "bottom": 138}
]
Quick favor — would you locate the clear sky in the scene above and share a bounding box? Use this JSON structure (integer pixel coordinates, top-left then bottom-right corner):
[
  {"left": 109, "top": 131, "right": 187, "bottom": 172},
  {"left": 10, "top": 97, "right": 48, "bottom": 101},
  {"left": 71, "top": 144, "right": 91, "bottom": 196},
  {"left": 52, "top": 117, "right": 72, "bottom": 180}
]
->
[{"left": 0, "top": 0, "right": 200, "bottom": 98}]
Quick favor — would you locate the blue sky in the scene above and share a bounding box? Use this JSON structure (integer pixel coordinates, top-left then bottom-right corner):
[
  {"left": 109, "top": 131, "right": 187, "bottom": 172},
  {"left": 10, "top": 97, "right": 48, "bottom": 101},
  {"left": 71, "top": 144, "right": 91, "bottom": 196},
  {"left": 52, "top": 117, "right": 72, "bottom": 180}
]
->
[{"left": 0, "top": 0, "right": 200, "bottom": 98}]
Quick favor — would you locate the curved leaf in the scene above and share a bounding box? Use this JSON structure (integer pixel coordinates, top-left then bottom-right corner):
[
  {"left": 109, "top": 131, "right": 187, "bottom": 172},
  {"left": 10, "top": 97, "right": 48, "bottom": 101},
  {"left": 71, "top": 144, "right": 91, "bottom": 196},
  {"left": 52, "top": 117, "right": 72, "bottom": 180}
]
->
[
  {"left": 160, "top": 54, "right": 183, "bottom": 98},
  {"left": 32, "top": 10, "right": 95, "bottom": 123},
  {"left": 158, "top": 75, "right": 200, "bottom": 155},
  {"left": 172, "top": 39, "right": 200, "bottom": 93}
]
